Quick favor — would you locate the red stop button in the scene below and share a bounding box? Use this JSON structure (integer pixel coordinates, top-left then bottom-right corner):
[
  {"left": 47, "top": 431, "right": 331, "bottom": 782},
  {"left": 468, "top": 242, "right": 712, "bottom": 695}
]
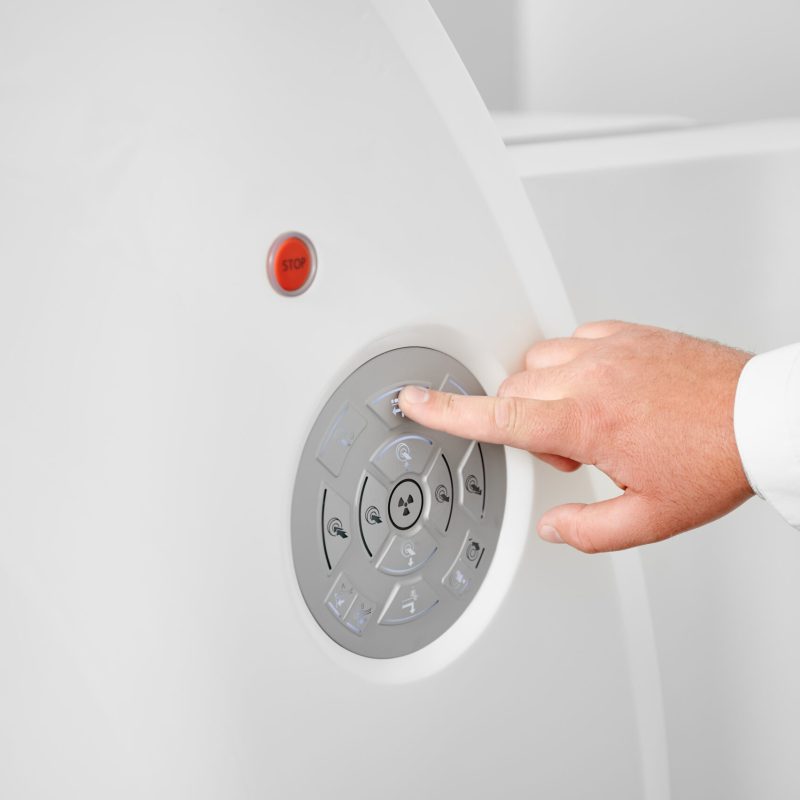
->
[{"left": 268, "top": 232, "right": 317, "bottom": 295}]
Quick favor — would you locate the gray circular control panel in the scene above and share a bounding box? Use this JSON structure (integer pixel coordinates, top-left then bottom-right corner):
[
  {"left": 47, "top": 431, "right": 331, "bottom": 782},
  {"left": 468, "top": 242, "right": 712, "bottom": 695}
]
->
[{"left": 291, "top": 347, "right": 507, "bottom": 659}]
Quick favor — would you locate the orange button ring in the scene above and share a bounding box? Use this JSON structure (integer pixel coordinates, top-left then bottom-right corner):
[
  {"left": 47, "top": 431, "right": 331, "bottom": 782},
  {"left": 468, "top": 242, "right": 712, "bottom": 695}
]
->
[{"left": 267, "top": 232, "right": 317, "bottom": 296}]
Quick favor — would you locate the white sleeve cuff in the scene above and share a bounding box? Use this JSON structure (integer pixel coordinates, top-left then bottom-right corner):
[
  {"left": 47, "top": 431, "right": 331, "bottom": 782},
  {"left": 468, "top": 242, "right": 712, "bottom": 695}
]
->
[{"left": 734, "top": 343, "right": 800, "bottom": 529}]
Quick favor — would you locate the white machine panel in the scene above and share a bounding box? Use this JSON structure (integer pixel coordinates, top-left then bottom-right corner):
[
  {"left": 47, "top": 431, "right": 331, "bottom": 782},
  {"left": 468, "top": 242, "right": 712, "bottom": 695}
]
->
[{"left": 0, "top": 1, "right": 663, "bottom": 797}]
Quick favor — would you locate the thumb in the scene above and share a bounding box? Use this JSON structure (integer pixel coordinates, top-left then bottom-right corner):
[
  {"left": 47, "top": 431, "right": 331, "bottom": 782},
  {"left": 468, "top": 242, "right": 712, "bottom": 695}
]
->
[{"left": 538, "top": 492, "right": 662, "bottom": 553}]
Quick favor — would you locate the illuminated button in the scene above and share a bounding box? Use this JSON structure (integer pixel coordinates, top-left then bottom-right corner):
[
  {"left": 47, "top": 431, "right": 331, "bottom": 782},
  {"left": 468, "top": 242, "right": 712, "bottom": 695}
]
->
[
  {"left": 459, "top": 441, "right": 486, "bottom": 520},
  {"left": 378, "top": 530, "right": 437, "bottom": 576},
  {"left": 379, "top": 580, "right": 439, "bottom": 626},
  {"left": 443, "top": 559, "right": 473, "bottom": 597},
  {"left": 372, "top": 434, "right": 434, "bottom": 482},
  {"left": 358, "top": 475, "right": 391, "bottom": 558},
  {"left": 426, "top": 453, "right": 454, "bottom": 534},
  {"left": 344, "top": 594, "right": 377, "bottom": 636},
  {"left": 267, "top": 232, "right": 317, "bottom": 295},
  {"left": 388, "top": 478, "right": 423, "bottom": 531},
  {"left": 325, "top": 573, "right": 357, "bottom": 620},
  {"left": 321, "top": 485, "right": 352, "bottom": 572},
  {"left": 317, "top": 403, "right": 366, "bottom": 476},
  {"left": 367, "top": 382, "right": 431, "bottom": 429}
]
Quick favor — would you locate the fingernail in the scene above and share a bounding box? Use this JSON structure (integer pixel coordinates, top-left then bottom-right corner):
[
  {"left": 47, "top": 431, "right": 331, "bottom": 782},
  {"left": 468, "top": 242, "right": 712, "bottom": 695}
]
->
[
  {"left": 401, "top": 385, "right": 429, "bottom": 404},
  {"left": 539, "top": 524, "right": 563, "bottom": 544}
]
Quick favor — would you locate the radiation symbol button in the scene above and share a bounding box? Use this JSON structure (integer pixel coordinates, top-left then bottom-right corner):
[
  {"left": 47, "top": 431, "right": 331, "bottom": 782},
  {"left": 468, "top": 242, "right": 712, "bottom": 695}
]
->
[{"left": 388, "top": 478, "right": 424, "bottom": 531}]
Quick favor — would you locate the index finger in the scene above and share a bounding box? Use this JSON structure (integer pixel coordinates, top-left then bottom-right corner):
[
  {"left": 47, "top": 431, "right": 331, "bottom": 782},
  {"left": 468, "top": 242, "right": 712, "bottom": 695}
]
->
[{"left": 397, "top": 386, "right": 583, "bottom": 458}]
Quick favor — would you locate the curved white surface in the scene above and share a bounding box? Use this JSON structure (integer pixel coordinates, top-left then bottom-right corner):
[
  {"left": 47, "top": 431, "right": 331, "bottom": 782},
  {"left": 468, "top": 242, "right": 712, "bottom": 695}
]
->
[
  {"left": 0, "top": 2, "right": 662, "bottom": 797},
  {"left": 518, "top": 120, "right": 800, "bottom": 800}
]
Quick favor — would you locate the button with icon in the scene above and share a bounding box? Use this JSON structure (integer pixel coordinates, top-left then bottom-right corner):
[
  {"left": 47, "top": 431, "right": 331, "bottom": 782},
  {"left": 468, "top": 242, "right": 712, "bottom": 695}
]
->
[
  {"left": 426, "top": 453, "right": 454, "bottom": 534},
  {"left": 371, "top": 434, "right": 434, "bottom": 482},
  {"left": 388, "top": 478, "right": 424, "bottom": 530},
  {"left": 317, "top": 403, "right": 367, "bottom": 476},
  {"left": 379, "top": 579, "right": 439, "bottom": 625},
  {"left": 325, "top": 573, "right": 357, "bottom": 620},
  {"left": 358, "top": 475, "right": 391, "bottom": 558},
  {"left": 320, "top": 485, "right": 352, "bottom": 571},
  {"left": 344, "top": 595, "right": 376, "bottom": 636},
  {"left": 443, "top": 559, "right": 472, "bottom": 597},
  {"left": 267, "top": 232, "right": 317, "bottom": 296},
  {"left": 378, "top": 530, "right": 437, "bottom": 576},
  {"left": 367, "top": 382, "right": 431, "bottom": 429},
  {"left": 459, "top": 441, "right": 486, "bottom": 520},
  {"left": 456, "top": 534, "right": 486, "bottom": 570}
]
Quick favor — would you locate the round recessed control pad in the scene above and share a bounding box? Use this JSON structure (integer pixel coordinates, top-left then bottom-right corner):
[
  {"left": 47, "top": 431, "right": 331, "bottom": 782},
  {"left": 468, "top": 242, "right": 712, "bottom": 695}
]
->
[{"left": 290, "top": 347, "right": 507, "bottom": 659}]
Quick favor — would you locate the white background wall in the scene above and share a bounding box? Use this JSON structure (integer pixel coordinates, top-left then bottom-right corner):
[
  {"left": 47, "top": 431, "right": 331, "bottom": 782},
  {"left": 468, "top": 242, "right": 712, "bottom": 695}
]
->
[{"left": 431, "top": 0, "right": 800, "bottom": 123}]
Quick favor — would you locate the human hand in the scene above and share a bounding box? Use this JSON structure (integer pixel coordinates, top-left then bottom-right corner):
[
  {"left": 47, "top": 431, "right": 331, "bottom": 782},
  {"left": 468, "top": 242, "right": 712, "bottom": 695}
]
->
[{"left": 398, "top": 321, "right": 754, "bottom": 552}]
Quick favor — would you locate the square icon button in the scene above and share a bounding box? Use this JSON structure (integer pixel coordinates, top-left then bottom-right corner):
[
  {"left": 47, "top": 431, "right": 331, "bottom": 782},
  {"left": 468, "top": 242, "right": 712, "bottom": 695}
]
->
[
  {"left": 317, "top": 403, "right": 366, "bottom": 477},
  {"left": 325, "top": 574, "right": 357, "bottom": 620},
  {"left": 367, "top": 382, "right": 431, "bottom": 429},
  {"left": 344, "top": 595, "right": 376, "bottom": 636}
]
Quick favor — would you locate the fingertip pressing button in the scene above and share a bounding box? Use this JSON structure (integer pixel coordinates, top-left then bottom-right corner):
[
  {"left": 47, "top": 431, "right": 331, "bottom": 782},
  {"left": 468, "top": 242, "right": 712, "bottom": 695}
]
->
[{"left": 368, "top": 382, "right": 431, "bottom": 428}]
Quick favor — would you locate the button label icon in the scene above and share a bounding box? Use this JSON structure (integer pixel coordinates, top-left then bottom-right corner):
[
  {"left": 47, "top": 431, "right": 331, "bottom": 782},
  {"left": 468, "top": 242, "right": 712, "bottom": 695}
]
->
[
  {"left": 400, "top": 540, "right": 417, "bottom": 566},
  {"left": 396, "top": 442, "right": 412, "bottom": 468},
  {"left": 450, "top": 567, "right": 469, "bottom": 593},
  {"left": 358, "top": 476, "right": 391, "bottom": 559},
  {"left": 320, "top": 486, "right": 352, "bottom": 571},
  {"left": 327, "top": 517, "right": 348, "bottom": 539},
  {"left": 326, "top": 574, "right": 357, "bottom": 620},
  {"left": 464, "top": 537, "right": 485, "bottom": 568},
  {"left": 397, "top": 493, "right": 415, "bottom": 517},
  {"left": 390, "top": 396, "right": 404, "bottom": 418},
  {"left": 427, "top": 453, "right": 454, "bottom": 535},
  {"left": 465, "top": 474, "right": 482, "bottom": 496},
  {"left": 444, "top": 559, "right": 472, "bottom": 597},
  {"left": 365, "top": 505, "right": 382, "bottom": 525},
  {"left": 344, "top": 597, "right": 376, "bottom": 636},
  {"left": 459, "top": 442, "right": 486, "bottom": 521},
  {"left": 388, "top": 478, "right": 424, "bottom": 530},
  {"left": 379, "top": 579, "right": 439, "bottom": 625},
  {"left": 401, "top": 587, "right": 419, "bottom": 616},
  {"left": 378, "top": 530, "right": 437, "bottom": 576}
]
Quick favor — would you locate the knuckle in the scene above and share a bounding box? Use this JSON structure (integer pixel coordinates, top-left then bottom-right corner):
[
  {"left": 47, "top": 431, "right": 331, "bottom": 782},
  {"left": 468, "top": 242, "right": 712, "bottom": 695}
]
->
[
  {"left": 576, "top": 396, "right": 608, "bottom": 451},
  {"left": 555, "top": 397, "right": 585, "bottom": 447},
  {"left": 493, "top": 395, "right": 519, "bottom": 435}
]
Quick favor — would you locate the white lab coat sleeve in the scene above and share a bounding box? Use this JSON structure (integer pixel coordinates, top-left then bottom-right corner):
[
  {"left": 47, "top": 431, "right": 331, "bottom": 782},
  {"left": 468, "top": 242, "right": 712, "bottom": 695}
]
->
[{"left": 734, "top": 343, "right": 800, "bottom": 529}]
